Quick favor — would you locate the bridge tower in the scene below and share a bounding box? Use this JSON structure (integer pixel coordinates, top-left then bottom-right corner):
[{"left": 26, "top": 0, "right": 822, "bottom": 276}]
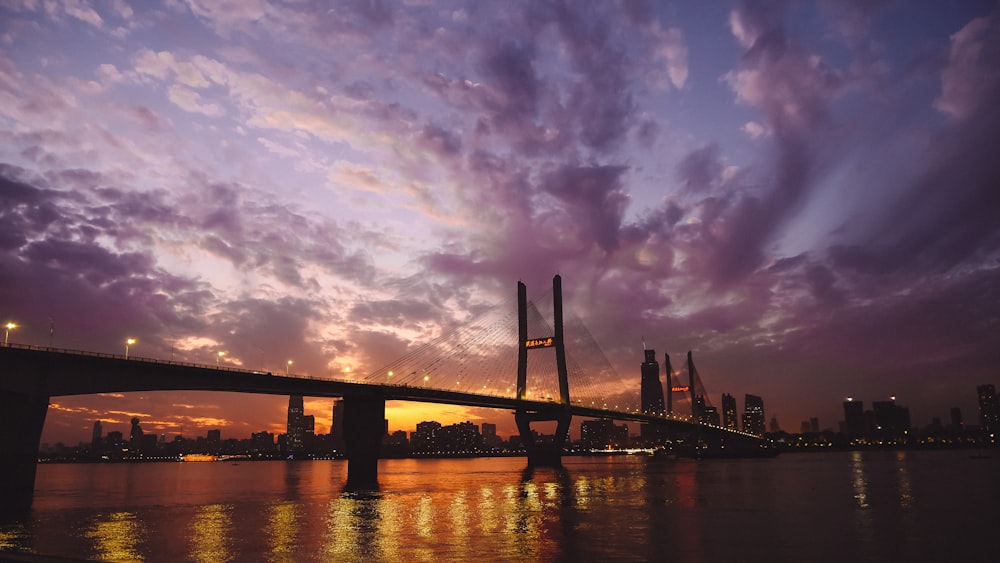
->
[{"left": 515, "top": 275, "right": 572, "bottom": 467}]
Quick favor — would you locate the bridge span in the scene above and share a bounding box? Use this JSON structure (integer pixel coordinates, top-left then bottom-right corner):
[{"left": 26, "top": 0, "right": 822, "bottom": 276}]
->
[{"left": 0, "top": 276, "right": 772, "bottom": 511}]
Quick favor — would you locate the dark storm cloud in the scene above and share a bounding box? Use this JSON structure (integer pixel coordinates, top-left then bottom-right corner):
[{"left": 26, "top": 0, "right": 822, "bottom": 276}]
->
[
  {"left": 552, "top": 3, "right": 636, "bottom": 152},
  {"left": 543, "top": 164, "right": 630, "bottom": 254}
]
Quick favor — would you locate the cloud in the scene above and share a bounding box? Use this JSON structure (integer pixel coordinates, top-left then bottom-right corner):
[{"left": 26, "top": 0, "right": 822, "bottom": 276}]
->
[{"left": 934, "top": 11, "right": 1000, "bottom": 119}]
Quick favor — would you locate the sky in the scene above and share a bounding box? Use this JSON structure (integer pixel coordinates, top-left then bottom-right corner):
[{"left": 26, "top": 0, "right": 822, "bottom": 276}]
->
[{"left": 2, "top": 0, "right": 999, "bottom": 446}]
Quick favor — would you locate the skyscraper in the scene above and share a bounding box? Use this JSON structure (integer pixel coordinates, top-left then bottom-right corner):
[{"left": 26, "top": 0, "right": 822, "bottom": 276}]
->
[
  {"left": 978, "top": 384, "right": 998, "bottom": 435},
  {"left": 742, "top": 394, "right": 765, "bottom": 436},
  {"left": 331, "top": 399, "right": 345, "bottom": 451},
  {"left": 91, "top": 420, "right": 103, "bottom": 450},
  {"left": 843, "top": 398, "right": 865, "bottom": 439},
  {"left": 721, "top": 393, "right": 738, "bottom": 431},
  {"left": 287, "top": 395, "right": 305, "bottom": 451},
  {"left": 640, "top": 348, "right": 666, "bottom": 444}
]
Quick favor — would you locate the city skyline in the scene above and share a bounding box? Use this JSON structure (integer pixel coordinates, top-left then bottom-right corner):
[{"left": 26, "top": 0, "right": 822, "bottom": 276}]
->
[{"left": 3, "top": 1, "right": 1000, "bottom": 446}]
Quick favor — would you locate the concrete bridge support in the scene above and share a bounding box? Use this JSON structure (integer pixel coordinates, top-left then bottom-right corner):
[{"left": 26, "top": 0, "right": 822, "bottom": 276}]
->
[
  {"left": 0, "top": 389, "right": 49, "bottom": 514},
  {"left": 515, "top": 275, "right": 572, "bottom": 467},
  {"left": 342, "top": 393, "right": 385, "bottom": 490}
]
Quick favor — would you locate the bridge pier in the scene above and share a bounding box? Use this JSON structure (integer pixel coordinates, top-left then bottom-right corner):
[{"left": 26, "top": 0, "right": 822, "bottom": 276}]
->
[
  {"left": 342, "top": 394, "right": 385, "bottom": 490},
  {"left": 516, "top": 410, "right": 572, "bottom": 467},
  {"left": 0, "top": 389, "right": 49, "bottom": 514},
  {"left": 515, "top": 275, "right": 573, "bottom": 467}
]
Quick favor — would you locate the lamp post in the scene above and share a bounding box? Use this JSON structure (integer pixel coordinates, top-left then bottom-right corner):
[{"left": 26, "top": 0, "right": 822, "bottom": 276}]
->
[
  {"left": 217, "top": 351, "right": 225, "bottom": 367},
  {"left": 4, "top": 322, "right": 16, "bottom": 346},
  {"left": 286, "top": 360, "right": 292, "bottom": 375},
  {"left": 125, "top": 338, "right": 136, "bottom": 359}
]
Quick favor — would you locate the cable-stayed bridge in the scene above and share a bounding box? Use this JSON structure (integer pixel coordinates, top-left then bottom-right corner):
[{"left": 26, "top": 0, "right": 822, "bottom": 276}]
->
[{"left": 0, "top": 276, "right": 772, "bottom": 511}]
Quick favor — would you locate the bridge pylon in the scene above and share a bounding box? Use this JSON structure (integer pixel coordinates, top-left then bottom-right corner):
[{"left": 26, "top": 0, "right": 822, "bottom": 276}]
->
[{"left": 515, "top": 275, "right": 572, "bottom": 467}]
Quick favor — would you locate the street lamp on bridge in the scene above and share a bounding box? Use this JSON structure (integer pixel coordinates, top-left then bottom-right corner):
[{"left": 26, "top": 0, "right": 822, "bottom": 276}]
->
[
  {"left": 286, "top": 360, "right": 292, "bottom": 375},
  {"left": 125, "top": 338, "right": 136, "bottom": 359},
  {"left": 4, "top": 322, "right": 16, "bottom": 346},
  {"left": 217, "top": 351, "right": 225, "bottom": 367}
]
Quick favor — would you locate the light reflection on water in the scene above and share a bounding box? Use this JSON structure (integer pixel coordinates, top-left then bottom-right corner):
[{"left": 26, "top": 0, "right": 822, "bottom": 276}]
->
[
  {"left": 85, "top": 511, "right": 144, "bottom": 562},
  {"left": 1, "top": 451, "right": 996, "bottom": 561}
]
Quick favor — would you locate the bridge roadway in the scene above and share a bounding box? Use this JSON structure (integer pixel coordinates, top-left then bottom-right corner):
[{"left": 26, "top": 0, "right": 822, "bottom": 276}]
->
[{"left": 0, "top": 345, "right": 767, "bottom": 511}]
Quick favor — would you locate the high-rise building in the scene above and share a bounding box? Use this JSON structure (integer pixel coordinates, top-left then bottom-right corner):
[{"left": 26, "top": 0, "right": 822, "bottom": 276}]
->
[
  {"left": 411, "top": 421, "right": 442, "bottom": 453},
  {"left": 721, "top": 393, "right": 738, "bottom": 431},
  {"left": 872, "top": 398, "right": 910, "bottom": 441},
  {"left": 331, "top": 399, "right": 345, "bottom": 451},
  {"left": 129, "top": 417, "right": 143, "bottom": 446},
  {"left": 91, "top": 420, "right": 103, "bottom": 449},
  {"left": 978, "top": 384, "right": 998, "bottom": 435},
  {"left": 949, "top": 406, "right": 963, "bottom": 430},
  {"left": 640, "top": 348, "right": 666, "bottom": 444},
  {"left": 482, "top": 422, "right": 502, "bottom": 449},
  {"left": 580, "top": 418, "right": 629, "bottom": 449},
  {"left": 702, "top": 405, "right": 720, "bottom": 427},
  {"left": 286, "top": 395, "right": 305, "bottom": 451},
  {"left": 843, "top": 398, "right": 865, "bottom": 439},
  {"left": 742, "top": 394, "right": 765, "bottom": 436}
]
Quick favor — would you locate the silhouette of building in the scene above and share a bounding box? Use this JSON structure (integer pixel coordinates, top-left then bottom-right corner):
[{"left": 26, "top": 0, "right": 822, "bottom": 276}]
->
[
  {"left": 949, "top": 406, "right": 963, "bottom": 432},
  {"left": 702, "top": 405, "right": 720, "bottom": 426},
  {"left": 742, "top": 394, "right": 765, "bottom": 436},
  {"left": 129, "top": 417, "right": 143, "bottom": 447},
  {"left": 250, "top": 431, "right": 275, "bottom": 453},
  {"left": 286, "top": 395, "right": 306, "bottom": 451},
  {"left": 411, "top": 421, "right": 442, "bottom": 453},
  {"left": 580, "top": 418, "right": 629, "bottom": 449},
  {"left": 721, "top": 393, "right": 738, "bottom": 430},
  {"left": 438, "top": 421, "right": 481, "bottom": 452},
  {"left": 481, "top": 422, "right": 502, "bottom": 449},
  {"left": 843, "top": 398, "right": 865, "bottom": 439},
  {"left": 91, "top": 420, "right": 103, "bottom": 450},
  {"left": 331, "top": 399, "right": 345, "bottom": 452},
  {"left": 640, "top": 348, "right": 666, "bottom": 444},
  {"left": 978, "top": 384, "right": 998, "bottom": 435},
  {"left": 872, "top": 398, "right": 910, "bottom": 441}
]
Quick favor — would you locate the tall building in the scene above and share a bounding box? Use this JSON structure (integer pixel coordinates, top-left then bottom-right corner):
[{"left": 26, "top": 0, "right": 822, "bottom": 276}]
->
[
  {"left": 580, "top": 418, "right": 629, "bottom": 449},
  {"left": 742, "top": 394, "right": 765, "bottom": 436},
  {"left": 843, "top": 398, "right": 865, "bottom": 439},
  {"left": 331, "top": 399, "right": 345, "bottom": 451},
  {"left": 286, "top": 395, "right": 306, "bottom": 451},
  {"left": 482, "top": 422, "right": 502, "bottom": 449},
  {"left": 640, "top": 348, "right": 666, "bottom": 444},
  {"left": 978, "top": 384, "right": 999, "bottom": 435},
  {"left": 872, "top": 398, "right": 911, "bottom": 441},
  {"left": 949, "top": 406, "right": 963, "bottom": 430},
  {"left": 411, "top": 421, "right": 442, "bottom": 453},
  {"left": 129, "top": 417, "right": 143, "bottom": 446},
  {"left": 721, "top": 393, "right": 738, "bottom": 431},
  {"left": 91, "top": 420, "right": 103, "bottom": 449}
]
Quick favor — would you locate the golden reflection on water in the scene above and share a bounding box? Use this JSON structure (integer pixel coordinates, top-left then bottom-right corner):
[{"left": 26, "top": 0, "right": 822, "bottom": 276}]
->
[
  {"left": 266, "top": 502, "right": 298, "bottom": 558},
  {"left": 374, "top": 495, "right": 402, "bottom": 561},
  {"left": 322, "top": 496, "right": 353, "bottom": 560},
  {"left": 850, "top": 451, "right": 869, "bottom": 509},
  {"left": 188, "top": 504, "right": 233, "bottom": 563},
  {"left": 415, "top": 495, "right": 435, "bottom": 538},
  {"left": 478, "top": 486, "right": 499, "bottom": 533},
  {"left": 85, "top": 511, "right": 144, "bottom": 562},
  {"left": 449, "top": 490, "right": 469, "bottom": 539},
  {"left": 895, "top": 451, "right": 914, "bottom": 508}
]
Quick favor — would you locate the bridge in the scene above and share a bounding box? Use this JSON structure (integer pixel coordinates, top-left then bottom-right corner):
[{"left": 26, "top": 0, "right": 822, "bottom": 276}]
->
[{"left": 0, "top": 276, "right": 771, "bottom": 510}]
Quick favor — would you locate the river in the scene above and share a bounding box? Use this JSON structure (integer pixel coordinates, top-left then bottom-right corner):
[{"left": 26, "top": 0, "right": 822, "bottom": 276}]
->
[{"left": 1, "top": 450, "right": 996, "bottom": 561}]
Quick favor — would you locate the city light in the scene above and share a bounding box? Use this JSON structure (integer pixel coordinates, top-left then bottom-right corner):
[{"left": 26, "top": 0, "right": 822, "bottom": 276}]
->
[
  {"left": 125, "top": 338, "right": 136, "bottom": 359},
  {"left": 4, "top": 322, "right": 16, "bottom": 345}
]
